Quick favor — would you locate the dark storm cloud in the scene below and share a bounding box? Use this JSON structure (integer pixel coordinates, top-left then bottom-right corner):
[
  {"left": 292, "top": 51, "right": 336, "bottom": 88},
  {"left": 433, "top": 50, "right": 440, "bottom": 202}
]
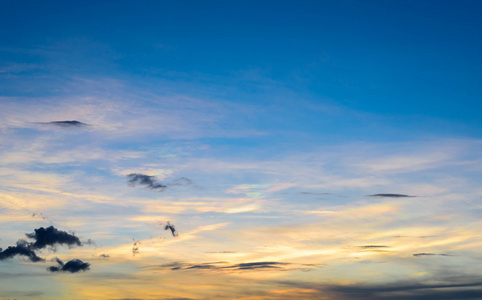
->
[
  {"left": 369, "top": 194, "right": 415, "bottom": 198},
  {"left": 164, "top": 222, "right": 178, "bottom": 237},
  {"left": 47, "top": 258, "right": 90, "bottom": 273},
  {"left": 0, "top": 240, "right": 44, "bottom": 262},
  {"left": 127, "top": 173, "right": 168, "bottom": 190},
  {"left": 278, "top": 280, "right": 482, "bottom": 300},
  {"left": 37, "top": 120, "right": 88, "bottom": 127},
  {"left": 26, "top": 226, "right": 82, "bottom": 249}
]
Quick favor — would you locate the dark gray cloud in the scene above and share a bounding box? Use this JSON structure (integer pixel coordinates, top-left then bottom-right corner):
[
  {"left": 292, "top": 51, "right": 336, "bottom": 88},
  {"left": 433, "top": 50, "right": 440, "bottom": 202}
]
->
[
  {"left": 278, "top": 280, "right": 482, "bottom": 300},
  {"left": 413, "top": 253, "right": 452, "bottom": 257},
  {"left": 0, "top": 240, "right": 44, "bottom": 262},
  {"left": 37, "top": 120, "right": 88, "bottom": 127},
  {"left": 177, "top": 261, "right": 287, "bottom": 271},
  {"left": 99, "top": 254, "right": 110, "bottom": 259},
  {"left": 359, "top": 245, "right": 389, "bottom": 249},
  {"left": 127, "top": 174, "right": 196, "bottom": 191},
  {"left": 229, "top": 262, "right": 288, "bottom": 270},
  {"left": 153, "top": 261, "right": 318, "bottom": 272},
  {"left": 1, "top": 226, "right": 82, "bottom": 262},
  {"left": 0, "top": 226, "right": 90, "bottom": 273},
  {"left": 132, "top": 240, "right": 141, "bottom": 256},
  {"left": 369, "top": 194, "right": 415, "bottom": 198},
  {"left": 157, "top": 262, "right": 184, "bottom": 270},
  {"left": 26, "top": 226, "right": 82, "bottom": 249},
  {"left": 127, "top": 173, "right": 168, "bottom": 190},
  {"left": 164, "top": 222, "right": 178, "bottom": 237},
  {"left": 47, "top": 258, "right": 90, "bottom": 273}
]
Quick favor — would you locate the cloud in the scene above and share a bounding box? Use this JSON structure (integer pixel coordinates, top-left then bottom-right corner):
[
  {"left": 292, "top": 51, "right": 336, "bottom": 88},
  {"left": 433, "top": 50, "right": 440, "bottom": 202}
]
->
[
  {"left": 278, "top": 280, "right": 482, "bottom": 300},
  {"left": 300, "top": 192, "right": 330, "bottom": 195},
  {"left": 47, "top": 258, "right": 90, "bottom": 273},
  {"left": 170, "top": 177, "right": 193, "bottom": 186},
  {"left": 127, "top": 173, "right": 168, "bottom": 191},
  {"left": 132, "top": 240, "right": 141, "bottom": 256},
  {"left": 36, "top": 120, "right": 88, "bottom": 127},
  {"left": 413, "top": 253, "right": 452, "bottom": 257},
  {"left": 0, "top": 226, "right": 89, "bottom": 271},
  {"left": 228, "top": 262, "right": 289, "bottom": 270},
  {"left": 368, "top": 194, "right": 415, "bottom": 198},
  {"left": 359, "top": 245, "right": 389, "bottom": 249},
  {"left": 164, "top": 222, "right": 178, "bottom": 237},
  {"left": 127, "top": 174, "right": 196, "bottom": 191},
  {"left": 0, "top": 240, "right": 44, "bottom": 262},
  {"left": 154, "top": 261, "right": 317, "bottom": 272},
  {"left": 99, "top": 254, "right": 110, "bottom": 259},
  {"left": 26, "top": 226, "right": 82, "bottom": 249}
]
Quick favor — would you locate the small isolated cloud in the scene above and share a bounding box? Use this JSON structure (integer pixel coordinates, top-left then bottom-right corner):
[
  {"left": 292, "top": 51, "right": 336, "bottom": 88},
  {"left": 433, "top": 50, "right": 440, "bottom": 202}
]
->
[
  {"left": 300, "top": 192, "right": 330, "bottom": 195},
  {"left": 127, "top": 173, "right": 168, "bottom": 191},
  {"left": 37, "top": 120, "right": 88, "bottom": 127},
  {"left": 228, "top": 262, "right": 289, "bottom": 270},
  {"left": 369, "top": 194, "right": 415, "bottom": 198},
  {"left": 99, "top": 254, "right": 110, "bottom": 259},
  {"left": 47, "top": 257, "right": 90, "bottom": 273},
  {"left": 26, "top": 226, "right": 82, "bottom": 249},
  {"left": 359, "top": 245, "right": 390, "bottom": 249},
  {"left": 164, "top": 222, "right": 178, "bottom": 237},
  {"left": 413, "top": 253, "right": 452, "bottom": 257},
  {"left": 170, "top": 177, "right": 193, "bottom": 186},
  {"left": 132, "top": 239, "right": 141, "bottom": 256},
  {"left": 127, "top": 174, "right": 196, "bottom": 191}
]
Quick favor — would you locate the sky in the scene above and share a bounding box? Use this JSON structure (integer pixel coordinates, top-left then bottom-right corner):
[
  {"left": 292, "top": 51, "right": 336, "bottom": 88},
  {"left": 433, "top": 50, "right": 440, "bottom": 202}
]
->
[{"left": 0, "top": 1, "right": 482, "bottom": 299}]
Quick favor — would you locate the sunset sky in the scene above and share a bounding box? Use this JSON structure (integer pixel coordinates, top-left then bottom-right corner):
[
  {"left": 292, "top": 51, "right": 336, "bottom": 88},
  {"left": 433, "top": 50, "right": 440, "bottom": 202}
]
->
[{"left": 1, "top": 1, "right": 482, "bottom": 299}]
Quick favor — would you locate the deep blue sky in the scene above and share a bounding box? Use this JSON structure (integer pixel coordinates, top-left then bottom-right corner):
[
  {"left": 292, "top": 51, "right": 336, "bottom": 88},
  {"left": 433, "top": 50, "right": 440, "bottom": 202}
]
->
[{"left": 1, "top": 0, "right": 481, "bottom": 137}]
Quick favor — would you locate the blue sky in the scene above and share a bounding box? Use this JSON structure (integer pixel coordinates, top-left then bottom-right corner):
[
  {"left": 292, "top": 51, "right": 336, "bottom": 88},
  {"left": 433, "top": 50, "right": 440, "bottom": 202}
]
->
[{"left": 1, "top": 1, "right": 482, "bottom": 299}]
